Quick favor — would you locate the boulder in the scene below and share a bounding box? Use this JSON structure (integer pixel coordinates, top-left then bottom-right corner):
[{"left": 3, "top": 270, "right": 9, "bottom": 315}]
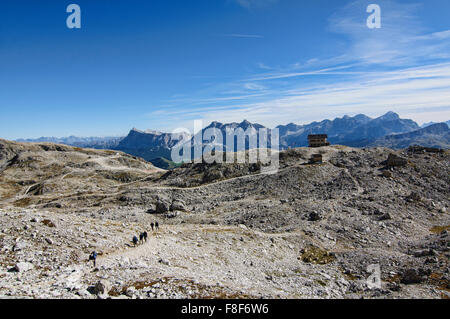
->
[
  {"left": 378, "top": 213, "right": 391, "bottom": 221},
  {"left": 41, "top": 219, "right": 56, "bottom": 228},
  {"left": 14, "top": 262, "right": 34, "bottom": 272},
  {"left": 202, "top": 170, "right": 223, "bottom": 183},
  {"left": 382, "top": 170, "right": 392, "bottom": 178},
  {"left": 406, "top": 192, "right": 422, "bottom": 202},
  {"left": 159, "top": 258, "right": 170, "bottom": 266},
  {"left": 413, "top": 249, "right": 436, "bottom": 258},
  {"left": 13, "top": 241, "right": 27, "bottom": 252},
  {"left": 89, "top": 280, "right": 111, "bottom": 296},
  {"left": 165, "top": 211, "right": 179, "bottom": 219},
  {"left": 401, "top": 269, "right": 423, "bottom": 284},
  {"left": 170, "top": 200, "right": 187, "bottom": 212},
  {"left": 308, "top": 211, "right": 322, "bottom": 222},
  {"left": 155, "top": 199, "right": 171, "bottom": 214},
  {"left": 125, "top": 287, "right": 137, "bottom": 298},
  {"left": 147, "top": 199, "right": 170, "bottom": 214},
  {"left": 386, "top": 154, "right": 407, "bottom": 168}
]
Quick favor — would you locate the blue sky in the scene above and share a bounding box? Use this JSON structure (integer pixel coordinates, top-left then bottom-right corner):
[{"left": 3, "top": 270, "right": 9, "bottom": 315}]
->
[{"left": 1, "top": 0, "right": 450, "bottom": 139}]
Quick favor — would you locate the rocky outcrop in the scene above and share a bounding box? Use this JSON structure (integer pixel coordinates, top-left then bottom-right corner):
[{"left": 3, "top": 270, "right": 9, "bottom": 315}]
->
[{"left": 0, "top": 144, "right": 448, "bottom": 299}]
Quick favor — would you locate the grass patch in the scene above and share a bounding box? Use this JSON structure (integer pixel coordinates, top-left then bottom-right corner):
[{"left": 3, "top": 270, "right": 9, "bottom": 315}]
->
[
  {"left": 316, "top": 279, "right": 327, "bottom": 287},
  {"left": 430, "top": 225, "right": 450, "bottom": 234},
  {"left": 385, "top": 273, "right": 402, "bottom": 284},
  {"left": 42, "top": 219, "right": 56, "bottom": 227},
  {"left": 299, "top": 246, "right": 335, "bottom": 265},
  {"left": 108, "top": 279, "right": 161, "bottom": 297},
  {"left": 428, "top": 273, "right": 450, "bottom": 293},
  {"left": 13, "top": 197, "right": 32, "bottom": 208}
]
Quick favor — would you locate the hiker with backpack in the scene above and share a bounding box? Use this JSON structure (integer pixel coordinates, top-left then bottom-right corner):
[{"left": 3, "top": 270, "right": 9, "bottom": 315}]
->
[
  {"left": 155, "top": 221, "right": 159, "bottom": 231},
  {"left": 132, "top": 235, "right": 138, "bottom": 247},
  {"left": 139, "top": 232, "right": 145, "bottom": 245},
  {"left": 89, "top": 251, "right": 98, "bottom": 267},
  {"left": 143, "top": 231, "right": 148, "bottom": 242},
  {"left": 150, "top": 222, "right": 154, "bottom": 232}
]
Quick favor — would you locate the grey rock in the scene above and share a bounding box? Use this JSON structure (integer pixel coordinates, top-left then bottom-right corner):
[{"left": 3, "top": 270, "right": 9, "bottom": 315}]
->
[
  {"left": 159, "top": 258, "right": 170, "bottom": 266},
  {"left": 401, "top": 269, "right": 423, "bottom": 285},
  {"left": 170, "top": 200, "right": 187, "bottom": 212},
  {"left": 13, "top": 241, "right": 27, "bottom": 252},
  {"left": 89, "top": 280, "right": 111, "bottom": 296},
  {"left": 308, "top": 212, "right": 322, "bottom": 222},
  {"left": 386, "top": 154, "right": 407, "bottom": 167},
  {"left": 125, "top": 287, "right": 137, "bottom": 297},
  {"left": 165, "top": 211, "right": 179, "bottom": 219},
  {"left": 156, "top": 200, "right": 171, "bottom": 214},
  {"left": 14, "top": 262, "right": 34, "bottom": 272},
  {"left": 378, "top": 213, "right": 391, "bottom": 221},
  {"left": 413, "top": 249, "right": 436, "bottom": 258}
]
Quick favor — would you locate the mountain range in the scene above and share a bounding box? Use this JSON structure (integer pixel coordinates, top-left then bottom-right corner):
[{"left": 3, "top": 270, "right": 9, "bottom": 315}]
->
[
  {"left": 362, "top": 122, "right": 450, "bottom": 149},
  {"left": 16, "top": 136, "right": 124, "bottom": 150},
  {"left": 16, "top": 112, "right": 450, "bottom": 168},
  {"left": 421, "top": 120, "right": 450, "bottom": 128}
]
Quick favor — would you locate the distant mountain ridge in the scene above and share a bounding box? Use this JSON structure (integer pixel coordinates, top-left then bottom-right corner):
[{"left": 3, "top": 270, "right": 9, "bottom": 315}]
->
[
  {"left": 16, "top": 136, "right": 124, "bottom": 150},
  {"left": 191, "top": 120, "right": 270, "bottom": 151},
  {"left": 363, "top": 123, "right": 450, "bottom": 149},
  {"left": 421, "top": 120, "right": 450, "bottom": 128},
  {"left": 115, "top": 128, "right": 190, "bottom": 161},
  {"left": 277, "top": 111, "right": 420, "bottom": 148},
  {"left": 14, "top": 112, "right": 449, "bottom": 168}
]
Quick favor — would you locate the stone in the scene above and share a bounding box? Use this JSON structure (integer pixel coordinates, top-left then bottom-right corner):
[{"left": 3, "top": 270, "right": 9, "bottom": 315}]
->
[
  {"left": 41, "top": 219, "right": 56, "bottom": 228},
  {"left": 413, "top": 249, "right": 436, "bottom": 258},
  {"left": 165, "top": 211, "right": 179, "bottom": 219},
  {"left": 386, "top": 154, "right": 407, "bottom": 168},
  {"left": 125, "top": 287, "right": 137, "bottom": 297},
  {"left": 378, "top": 213, "right": 391, "bottom": 221},
  {"left": 382, "top": 170, "right": 392, "bottom": 178},
  {"left": 14, "top": 262, "right": 34, "bottom": 272},
  {"left": 13, "top": 241, "right": 27, "bottom": 252},
  {"left": 401, "top": 269, "right": 423, "bottom": 284},
  {"left": 89, "top": 280, "right": 111, "bottom": 296},
  {"left": 155, "top": 200, "right": 171, "bottom": 214},
  {"left": 159, "top": 258, "right": 170, "bottom": 266},
  {"left": 76, "top": 289, "right": 93, "bottom": 299},
  {"left": 308, "top": 211, "right": 322, "bottom": 222},
  {"left": 170, "top": 200, "right": 187, "bottom": 212}
]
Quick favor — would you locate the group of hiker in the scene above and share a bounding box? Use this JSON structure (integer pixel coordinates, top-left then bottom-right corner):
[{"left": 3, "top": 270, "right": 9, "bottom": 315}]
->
[
  {"left": 88, "top": 221, "right": 160, "bottom": 267},
  {"left": 132, "top": 221, "right": 159, "bottom": 247}
]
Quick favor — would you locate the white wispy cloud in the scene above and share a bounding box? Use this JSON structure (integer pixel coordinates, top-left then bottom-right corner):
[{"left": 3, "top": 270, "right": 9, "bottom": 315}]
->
[
  {"left": 244, "top": 83, "right": 267, "bottom": 90},
  {"left": 246, "top": 64, "right": 362, "bottom": 81},
  {"left": 257, "top": 62, "right": 273, "bottom": 70},
  {"left": 329, "top": 0, "right": 450, "bottom": 66},
  {"left": 150, "top": 62, "right": 450, "bottom": 128},
  {"left": 146, "top": 0, "right": 450, "bottom": 130}
]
